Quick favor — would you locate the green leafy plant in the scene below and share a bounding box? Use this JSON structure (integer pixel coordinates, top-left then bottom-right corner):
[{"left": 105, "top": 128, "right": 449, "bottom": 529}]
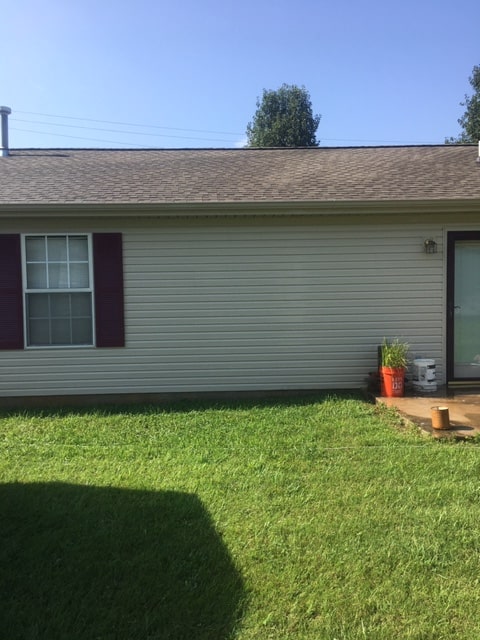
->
[{"left": 381, "top": 337, "right": 409, "bottom": 369}]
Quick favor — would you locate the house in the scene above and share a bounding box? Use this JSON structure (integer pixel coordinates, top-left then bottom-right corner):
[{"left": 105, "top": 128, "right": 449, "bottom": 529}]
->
[{"left": 1, "top": 111, "right": 480, "bottom": 403}]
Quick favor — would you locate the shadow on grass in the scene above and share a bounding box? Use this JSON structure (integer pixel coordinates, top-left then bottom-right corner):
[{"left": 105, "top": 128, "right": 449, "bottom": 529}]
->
[
  {"left": 0, "top": 390, "right": 366, "bottom": 419},
  {"left": 0, "top": 482, "right": 245, "bottom": 640}
]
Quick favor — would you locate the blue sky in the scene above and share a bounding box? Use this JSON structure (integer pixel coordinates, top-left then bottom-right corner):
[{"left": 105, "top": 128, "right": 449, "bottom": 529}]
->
[{"left": 2, "top": 0, "right": 479, "bottom": 148}]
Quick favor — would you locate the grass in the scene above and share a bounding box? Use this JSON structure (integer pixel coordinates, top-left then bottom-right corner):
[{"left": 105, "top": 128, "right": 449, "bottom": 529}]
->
[{"left": 2, "top": 393, "right": 480, "bottom": 639}]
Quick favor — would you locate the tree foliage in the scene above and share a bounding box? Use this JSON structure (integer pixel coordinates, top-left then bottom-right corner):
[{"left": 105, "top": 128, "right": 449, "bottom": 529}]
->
[
  {"left": 446, "top": 64, "right": 480, "bottom": 144},
  {"left": 246, "top": 84, "right": 321, "bottom": 147}
]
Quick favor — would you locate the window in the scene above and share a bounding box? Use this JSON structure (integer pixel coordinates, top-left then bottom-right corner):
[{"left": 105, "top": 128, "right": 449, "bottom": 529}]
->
[
  {"left": 0, "top": 232, "right": 124, "bottom": 350},
  {"left": 23, "top": 235, "right": 94, "bottom": 346}
]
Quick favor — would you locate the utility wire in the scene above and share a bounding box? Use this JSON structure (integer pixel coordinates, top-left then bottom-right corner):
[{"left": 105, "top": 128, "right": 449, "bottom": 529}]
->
[
  {"left": 12, "top": 110, "right": 443, "bottom": 146},
  {"left": 10, "top": 127, "right": 159, "bottom": 148},
  {"left": 14, "top": 110, "right": 243, "bottom": 137},
  {"left": 11, "top": 118, "right": 240, "bottom": 144}
]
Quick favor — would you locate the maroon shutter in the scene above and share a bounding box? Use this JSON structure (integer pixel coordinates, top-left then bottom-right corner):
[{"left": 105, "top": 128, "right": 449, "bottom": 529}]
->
[
  {"left": 93, "top": 233, "right": 125, "bottom": 348},
  {"left": 0, "top": 234, "right": 24, "bottom": 350}
]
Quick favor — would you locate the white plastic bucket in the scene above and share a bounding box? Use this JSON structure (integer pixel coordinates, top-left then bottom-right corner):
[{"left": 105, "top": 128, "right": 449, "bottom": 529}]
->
[{"left": 413, "top": 358, "right": 437, "bottom": 392}]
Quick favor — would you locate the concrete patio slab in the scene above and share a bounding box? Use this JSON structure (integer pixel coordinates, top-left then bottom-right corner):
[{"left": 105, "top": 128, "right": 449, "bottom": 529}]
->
[{"left": 376, "top": 387, "right": 480, "bottom": 439}]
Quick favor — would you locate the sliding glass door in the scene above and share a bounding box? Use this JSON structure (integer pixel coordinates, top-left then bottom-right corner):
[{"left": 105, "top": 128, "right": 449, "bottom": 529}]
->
[{"left": 447, "top": 232, "right": 480, "bottom": 381}]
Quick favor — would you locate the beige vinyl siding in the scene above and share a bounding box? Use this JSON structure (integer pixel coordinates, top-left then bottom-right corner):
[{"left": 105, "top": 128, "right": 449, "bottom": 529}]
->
[{"left": 0, "top": 214, "right": 446, "bottom": 397}]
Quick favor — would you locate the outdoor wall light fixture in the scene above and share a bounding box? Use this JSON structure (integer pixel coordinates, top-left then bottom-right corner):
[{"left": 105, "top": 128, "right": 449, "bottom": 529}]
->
[{"left": 424, "top": 239, "right": 437, "bottom": 254}]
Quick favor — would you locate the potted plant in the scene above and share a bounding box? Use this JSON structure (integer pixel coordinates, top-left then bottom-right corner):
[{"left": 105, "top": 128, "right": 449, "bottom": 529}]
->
[{"left": 380, "top": 338, "right": 409, "bottom": 397}]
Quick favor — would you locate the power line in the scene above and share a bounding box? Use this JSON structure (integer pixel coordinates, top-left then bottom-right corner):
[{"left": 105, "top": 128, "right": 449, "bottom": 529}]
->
[
  {"left": 14, "top": 110, "right": 243, "bottom": 137},
  {"left": 10, "top": 127, "right": 159, "bottom": 148},
  {"left": 11, "top": 110, "right": 443, "bottom": 147},
  {"left": 11, "top": 118, "right": 240, "bottom": 144}
]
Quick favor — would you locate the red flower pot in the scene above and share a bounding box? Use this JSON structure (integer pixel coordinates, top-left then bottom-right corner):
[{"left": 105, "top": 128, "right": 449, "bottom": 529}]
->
[{"left": 380, "top": 366, "right": 405, "bottom": 397}]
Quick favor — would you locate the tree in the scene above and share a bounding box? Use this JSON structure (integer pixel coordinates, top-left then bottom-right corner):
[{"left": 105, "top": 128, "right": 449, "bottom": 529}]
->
[
  {"left": 246, "top": 84, "right": 321, "bottom": 147},
  {"left": 446, "top": 64, "right": 480, "bottom": 144}
]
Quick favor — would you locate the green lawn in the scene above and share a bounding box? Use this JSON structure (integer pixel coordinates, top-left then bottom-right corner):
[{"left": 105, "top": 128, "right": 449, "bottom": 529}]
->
[{"left": 1, "top": 394, "right": 480, "bottom": 639}]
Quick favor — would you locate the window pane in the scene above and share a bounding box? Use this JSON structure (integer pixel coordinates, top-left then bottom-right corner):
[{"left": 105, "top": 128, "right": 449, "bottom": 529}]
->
[
  {"left": 51, "top": 319, "right": 71, "bottom": 345},
  {"left": 72, "top": 318, "right": 93, "bottom": 344},
  {"left": 29, "top": 319, "right": 50, "bottom": 345},
  {"left": 50, "top": 293, "right": 70, "bottom": 318},
  {"left": 48, "top": 236, "right": 67, "bottom": 261},
  {"left": 71, "top": 293, "right": 92, "bottom": 317},
  {"left": 69, "top": 263, "right": 89, "bottom": 288},
  {"left": 25, "top": 237, "right": 46, "bottom": 262},
  {"left": 27, "top": 263, "right": 47, "bottom": 289},
  {"left": 48, "top": 263, "right": 69, "bottom": 288},
  {"left": 69, "top": 236, "right": 89, "bottom": 261},
  {"left": 27, "top": 294, "right": 49, "bottom": 318}
]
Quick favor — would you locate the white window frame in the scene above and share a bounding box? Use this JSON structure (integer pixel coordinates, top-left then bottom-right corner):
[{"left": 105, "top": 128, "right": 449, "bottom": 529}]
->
[{"left": 21, "top": 233, "right": 96, "bottom": 349}]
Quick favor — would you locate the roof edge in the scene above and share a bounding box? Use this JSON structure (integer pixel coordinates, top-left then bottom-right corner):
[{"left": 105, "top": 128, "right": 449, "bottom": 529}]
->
[
  {"left": 7, "top": 143, "right": 479, "bottom": 153},
  {"left": 1, "top": 199, "right": 479, "bottom": 218}
]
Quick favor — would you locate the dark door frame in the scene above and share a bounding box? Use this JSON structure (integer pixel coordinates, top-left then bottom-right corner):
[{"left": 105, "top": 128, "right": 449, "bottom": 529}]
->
[{"left": 446, "top": 231, "right": 480, "bottom": 382}]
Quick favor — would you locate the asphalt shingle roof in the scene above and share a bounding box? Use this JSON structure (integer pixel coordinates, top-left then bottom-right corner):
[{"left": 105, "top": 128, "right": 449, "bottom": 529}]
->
[{"left": 0, "top": 145, "right": 479, "bottom": 207}]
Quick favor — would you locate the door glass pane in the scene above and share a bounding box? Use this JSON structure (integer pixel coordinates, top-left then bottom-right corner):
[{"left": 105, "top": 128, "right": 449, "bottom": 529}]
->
[{"left": 454, "top": 241, "right": 480, "bottom": 378}]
